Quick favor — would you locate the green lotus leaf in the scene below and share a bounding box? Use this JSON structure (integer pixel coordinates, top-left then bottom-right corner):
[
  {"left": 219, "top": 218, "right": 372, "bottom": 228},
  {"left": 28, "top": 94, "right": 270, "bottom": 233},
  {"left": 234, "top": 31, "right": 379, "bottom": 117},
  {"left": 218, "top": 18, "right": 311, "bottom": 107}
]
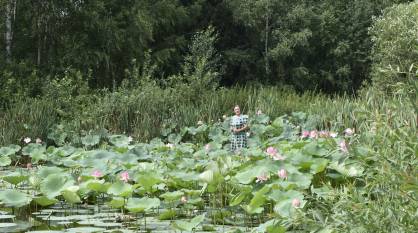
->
[
  {"left": 243, "top": 186, "right": 270, "bottom": 214},
  {"left": 2, "top": 172, "right": 29, "bottom": 185},
  {"left": 168, "top": 171, "right": 199, "bottom": 186},
  {"left": 22, "top": 143, "right": 46, "bottom": 156},
  {"left": 172, "top": 214, "right": 205, "bottom": 232},
  {"left": 273, "top": 198, "right": 305, "bottom": 218},
  {"left": 62, "top": 190, "right": 81, "bottom": 204},
  {"left": 107, "top": 197, "right": 125, "bottom": 209},
  {"left": 126, "top": 197, "right": 160, "bottom": 213},
  {"left": 160, "top": 191, "right": 184, "bottom": 202},
  {"left": 37, "top": 166, "right": 63, "bottom": 179},
  {"left": 255, "top": 114, "right": 270, "bottom": 124},
  {"left": 234, "top": 162, "right": 273, "bottom": 185},
  {"left": 0, "top": 223, "right": 17, "bottom": 228},
  {"left": 40, "top": 174, "right": 74, "bottom": 199},
  {"left": 66, "top": 227, "right": 105, "bottom": 233},
  {"left": 33, "top": 196, "right": 58, "bottom": 207},
  {"left": 167, "top": 133, "right": 182, "bottom": 144},
  {"left": 230, "top": 186, "right": 252, "bottom": 207},
  {"left": 230, "top": 191, "right": 249, "bottom": 207},
  {"left": 0, "top": 145, "right": 20, "bottom": 156},
  {"left": 115, "top": 153, "right": 139, "bottom": 165},
  {"left": 81, "top": 135, "right": 101, "bottom": 147},
  {"left": 256, "top": 219, "right": 286, "bottom": 233},
  {"left": 109, "top": 135, "right": 131, "bottom": 147},
  {"left": 329, "top": 161, "right": 364, "bottom": 177},
  {"left": 31, "top": 151, "right": 47, "bottom": 164},
  {"left": 269, "top": 190, "right": 305, "bottom": 218},
  {"left": 303, "top": 141, "right": 328, "bottom": 157},
  {"left": 268, "top": 189, "right": 303, "bottom": 202},
  {"left": 107, "top": 181, "right": 133, "bottom": 197},
  {"left": 198, "top": 170, "right": 214, "bottom": 183},
  {"left": 187, "top": 197, "right": 203, "bottom": 205},
  {"left": 26, "top": 231, "right": 64, "bottom": 233},
  {"left": 135, "top": 172, "right": 163, "bottom": 191},
  {"left": 251, "top": 124, "right": 268, "bottom": 136},
  {"left": 0, "top": 156, "right": 12, "bottom": 167},
  {"left": 86, "top": 180, "right": 110, "bottom": 193},
  {"left": 158, "top": 209, "right": 177, "bottom": 220},
  {"left": 0, "top": 190, "right": 32, "bottom": 207},
  {"left": 0, "top": 215, "right": 15, "bottom": 220},
  {"left": 52, "top": 145, "right": 77, "bottom": 157},
  {"left": 310, "top": 158, "right": 329, "bottom": 174},
  {"left": 311, "top": 185, "right": 334, "bottom": 200}
]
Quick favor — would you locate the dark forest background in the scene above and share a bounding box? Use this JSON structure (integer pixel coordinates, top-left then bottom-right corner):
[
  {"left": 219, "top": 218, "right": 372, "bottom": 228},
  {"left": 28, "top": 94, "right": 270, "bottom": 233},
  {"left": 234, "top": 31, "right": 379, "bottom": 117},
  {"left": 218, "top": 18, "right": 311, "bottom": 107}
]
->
[{"left": 1, "top": 0, "right": 412, "bottom": 97}]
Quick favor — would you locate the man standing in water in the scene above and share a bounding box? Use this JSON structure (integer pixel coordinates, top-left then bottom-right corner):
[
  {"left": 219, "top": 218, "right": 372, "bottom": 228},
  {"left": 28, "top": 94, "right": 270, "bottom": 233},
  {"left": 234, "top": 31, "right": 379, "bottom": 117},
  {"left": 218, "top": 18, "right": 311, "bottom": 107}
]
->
[{"left": 230, "top": 105, "right": 249, "bottom": 153}]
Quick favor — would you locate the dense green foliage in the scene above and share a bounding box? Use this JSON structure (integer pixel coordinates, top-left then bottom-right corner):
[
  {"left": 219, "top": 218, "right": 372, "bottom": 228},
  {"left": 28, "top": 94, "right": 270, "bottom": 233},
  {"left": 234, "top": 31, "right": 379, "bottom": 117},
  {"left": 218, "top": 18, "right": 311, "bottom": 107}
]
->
[
  {"left": 369, "top": 1, "right": 418, "bottom": 94},
  {"left": 0, "top": 0, "right": 414, "bottom": 97},
  {"left": 0, "top": 87, "right": 417, "bottom": 232}
]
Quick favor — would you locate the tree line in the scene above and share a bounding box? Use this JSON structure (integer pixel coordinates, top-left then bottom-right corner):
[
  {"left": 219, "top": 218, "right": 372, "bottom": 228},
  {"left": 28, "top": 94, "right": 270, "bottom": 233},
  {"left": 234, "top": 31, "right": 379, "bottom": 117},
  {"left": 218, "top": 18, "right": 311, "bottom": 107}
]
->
[{"left": 0, "top": 0, "right": 412, "bottom": 95}]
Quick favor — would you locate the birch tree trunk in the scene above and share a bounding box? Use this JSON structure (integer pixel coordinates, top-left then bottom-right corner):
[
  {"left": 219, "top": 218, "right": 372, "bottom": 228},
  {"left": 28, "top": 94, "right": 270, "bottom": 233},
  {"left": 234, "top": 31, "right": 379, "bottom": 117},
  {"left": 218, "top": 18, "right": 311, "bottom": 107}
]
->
[
  {"left": 264, "top": 12, "right": 269, "bottom": 76},
  {"left": 5, "top": 0, "right": 15, "bottom": 63}
]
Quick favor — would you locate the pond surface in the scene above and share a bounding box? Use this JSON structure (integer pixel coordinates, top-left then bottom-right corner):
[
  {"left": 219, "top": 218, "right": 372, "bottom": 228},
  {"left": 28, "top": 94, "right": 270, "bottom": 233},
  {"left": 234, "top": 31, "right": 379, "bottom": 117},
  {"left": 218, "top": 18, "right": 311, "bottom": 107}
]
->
[{"left": 0, "top": 203, "right": 252, "bottom": 233}]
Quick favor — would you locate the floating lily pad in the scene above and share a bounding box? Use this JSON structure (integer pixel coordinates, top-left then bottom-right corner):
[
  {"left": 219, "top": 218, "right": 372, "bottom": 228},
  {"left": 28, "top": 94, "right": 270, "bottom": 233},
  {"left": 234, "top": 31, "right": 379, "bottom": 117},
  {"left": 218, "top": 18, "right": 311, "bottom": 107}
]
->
[
  {"left": 81, "top": 135, "right": 101, "bottom": 147},
  {"left": 26, "top": 231, "right": 64, "bottom": 233},
  {"left": 109, "top": 135, "right": 131, "bottom": 147},
  {"left": 126, "top": 197, "right": 160, "bottom": 213},
  {"left": 0, "top": 190, "right": 32, "bottom": 207},
  {"left": 66, "top": 227, "right": 106, "bottom": 233},
  {"left": 0, "top": 156, "right": 12, "bottom": 166},
  {"left": 0, "top": 145, "right": 21, "bottom": 156},
  {"left": 94, "top": 222, "right": 122, "bottom": 227},
  {"left": 0, "top": 223, "right": 18, "bottom": 228},
  {"left": 172, "top": 214, "right": 206, "bottom": 232},
  {"left": 2, "top": 172, "right": 29, "bottom": 185},
  {"left": 33, "top": 196, "right": 58, "bottom": 207},
  {"left": 0, "top": 214, "right": 15, "bottom": 219},
  {"left": 40, "top": 174, "right": 74, "bottom": 199}
]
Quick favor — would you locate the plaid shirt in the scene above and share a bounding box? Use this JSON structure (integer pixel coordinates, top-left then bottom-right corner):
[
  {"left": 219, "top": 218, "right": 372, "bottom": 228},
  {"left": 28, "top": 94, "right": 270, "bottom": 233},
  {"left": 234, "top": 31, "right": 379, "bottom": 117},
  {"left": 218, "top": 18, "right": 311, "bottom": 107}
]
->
[{"left": 230, "top": 115, "right": 248, "bottom": 151}]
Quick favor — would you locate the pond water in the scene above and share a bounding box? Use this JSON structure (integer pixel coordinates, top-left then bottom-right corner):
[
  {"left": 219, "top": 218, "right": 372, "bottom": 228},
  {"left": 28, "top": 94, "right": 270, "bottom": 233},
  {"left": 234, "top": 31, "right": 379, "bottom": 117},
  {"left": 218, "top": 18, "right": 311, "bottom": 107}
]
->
[{"left": 0, "top": 203, "right": 252, "bottom": 233}]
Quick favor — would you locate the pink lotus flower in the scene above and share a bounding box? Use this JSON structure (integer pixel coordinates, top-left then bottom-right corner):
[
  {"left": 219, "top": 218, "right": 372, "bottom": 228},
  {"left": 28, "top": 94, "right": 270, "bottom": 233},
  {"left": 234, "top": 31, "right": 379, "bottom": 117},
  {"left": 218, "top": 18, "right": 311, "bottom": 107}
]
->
[
  {"left": 278, "top": 169, "right": 287, "bottom": 179},
  {"left": 301, "top": 130, "right": 310, "bottom": 139},
  {"left": 120, "top": 171, "right": 130, "bottom": 182},
  {"left": 35, "top": 138, "right": 42, "bottom": 144},
  {"left": 309, "top": 130, "right": 318, "bottom": 139},
  {"left": 266, "top": 146, "right": 277, "bottom": 157},
  {"left": 23, "top": 137, "right": 31, "bottom": 144},
  {"left": 92, "top": 170, "right": 102, "bottom": 178},
  {"left": 319, "top": 131, "right": 329, "bottom": 138},
  {"left": 256, "top": 110, "right": 263, "bottom": 115},
  {"left": 255, "top": 173, "right": 269, "bottom": 183},
  {"left": 330, "top": 132, "right": 338, "bottom": 138},
  {"left": 344, "top": 128, "right": 354, "bottom": 136},
  {"left": 180, "top": 196, "right": 187, "bottom": 204},
  {"left": 339, "top": 140, "right": 348, "bottom": 153},
  {"left": 205, "top": 144, "right": 210, "bottom": 151},
  {"left": 26, "top": 163, "right": 32, "bottom": 169},
  {"left": 292, "top": 198, "right": 301, "bottom": 208}
]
